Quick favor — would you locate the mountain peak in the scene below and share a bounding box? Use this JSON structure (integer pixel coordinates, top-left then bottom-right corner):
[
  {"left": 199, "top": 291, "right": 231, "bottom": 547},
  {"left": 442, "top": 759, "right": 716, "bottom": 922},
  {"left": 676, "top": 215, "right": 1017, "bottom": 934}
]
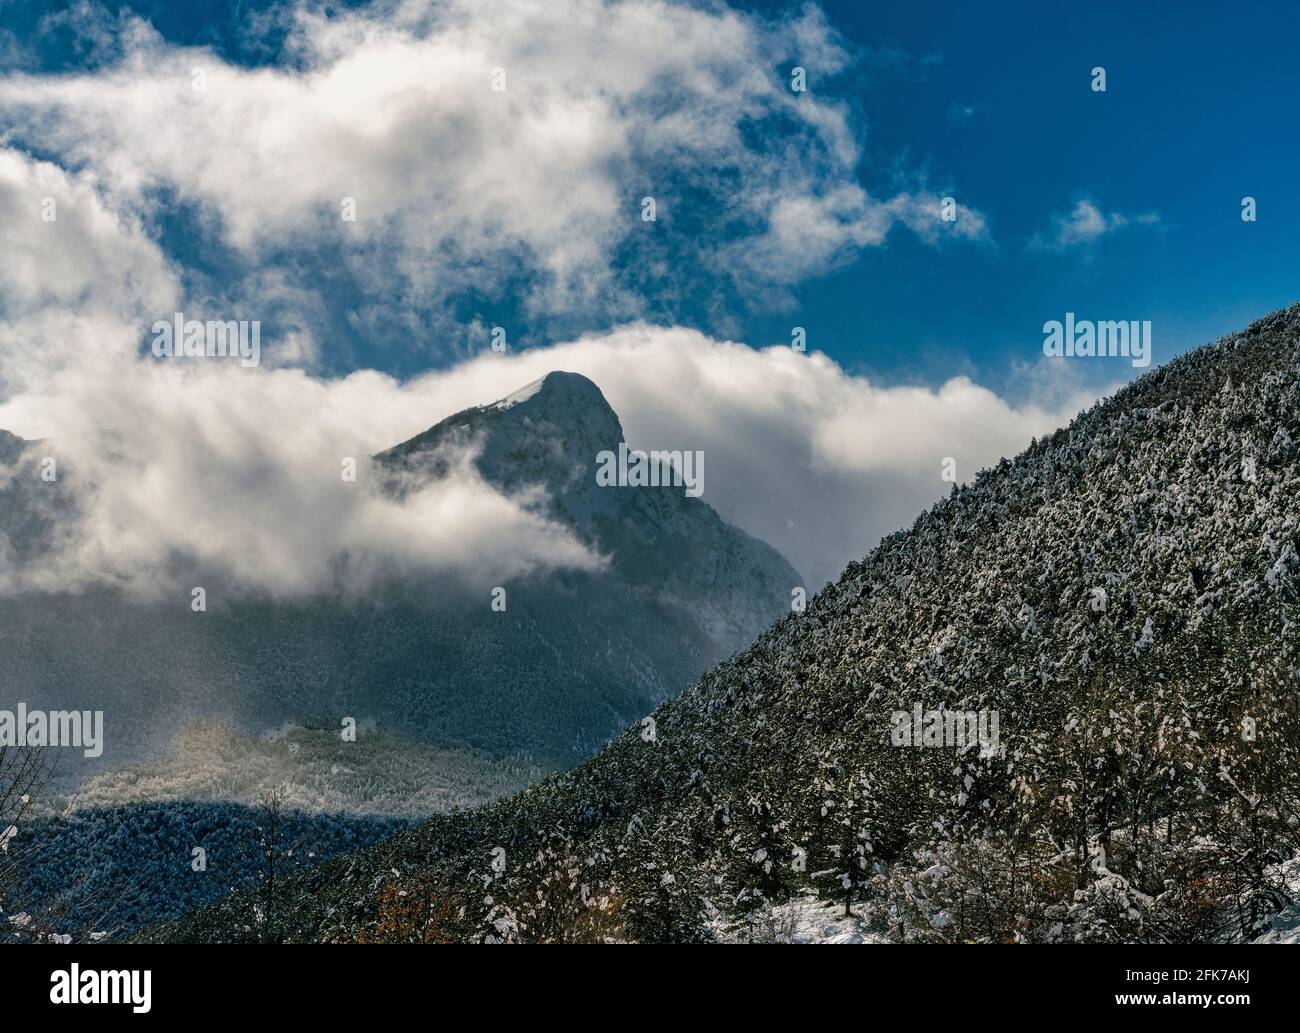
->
[
  {"left": 487, "top": 371, "right": 606, "bottom": 412},
  {"left": 373, "top": 370, "right": 800, "bottom": 644},
  {"left": 375, "top": 370, "right": 623, "bottom": 476},
  {"left": 479, "top": 370, "right": 620, "bottom": 444}
]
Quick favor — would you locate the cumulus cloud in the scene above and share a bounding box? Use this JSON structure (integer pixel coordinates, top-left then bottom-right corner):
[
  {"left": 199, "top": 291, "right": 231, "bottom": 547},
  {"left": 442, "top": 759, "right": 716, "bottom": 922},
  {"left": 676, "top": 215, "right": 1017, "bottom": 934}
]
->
[
  {"left": 0, "top": 145, "right": 600, "bottom": 598},
  {"left": 1032, "top": 198, "right": 1161, "bottom": 251},
  {"left": 0, "top": 147, "right": 179, "bottom": 401},
  {"left": 0, "top": 0, "right": 988, "bottom": 347},
  {"left": 0, "top": 363, "right": 604, "bottom": 599},
  {"left": 0, "top": 319, "right": 1100, "bottom": 596}
]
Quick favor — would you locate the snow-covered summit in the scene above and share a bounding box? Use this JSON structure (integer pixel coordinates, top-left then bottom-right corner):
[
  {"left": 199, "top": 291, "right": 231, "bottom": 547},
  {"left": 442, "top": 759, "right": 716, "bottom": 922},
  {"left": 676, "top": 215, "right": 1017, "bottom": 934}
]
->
[{"left": 487, "top": 370, "right": 604, "bottom": 412}]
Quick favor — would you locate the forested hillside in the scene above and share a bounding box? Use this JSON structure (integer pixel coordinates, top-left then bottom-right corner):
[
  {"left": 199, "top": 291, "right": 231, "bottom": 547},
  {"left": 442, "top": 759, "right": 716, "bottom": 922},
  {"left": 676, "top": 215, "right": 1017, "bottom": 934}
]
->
[{"left": 165, "top": 303, "right": 1300, "bottom": 944}]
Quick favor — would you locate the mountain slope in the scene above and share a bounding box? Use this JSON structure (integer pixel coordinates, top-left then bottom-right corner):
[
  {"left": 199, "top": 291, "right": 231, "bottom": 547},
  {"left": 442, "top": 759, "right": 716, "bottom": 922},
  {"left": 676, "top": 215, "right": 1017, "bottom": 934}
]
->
[
  {"left": 164, "top": 303, "right": 1300, "bottom": 944},
  {"left": 373, "top": 371, "right": 798, "bottom": 647},
  {"left": 0, "top": 373, "right": 799, "bottom": 775}
]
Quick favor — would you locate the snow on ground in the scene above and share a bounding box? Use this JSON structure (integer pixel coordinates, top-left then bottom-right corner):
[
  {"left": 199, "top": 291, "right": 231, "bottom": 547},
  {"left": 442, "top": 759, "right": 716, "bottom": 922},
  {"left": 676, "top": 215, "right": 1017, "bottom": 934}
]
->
[
  {"left": 774, "top": 897, "right": 887, "bottom": 943},
  {"left": 709, "top": 893, "right": 888, "bottom": 943},
  {"left": 1254, "top": 857, "right": 1300, "bottom": 944}
]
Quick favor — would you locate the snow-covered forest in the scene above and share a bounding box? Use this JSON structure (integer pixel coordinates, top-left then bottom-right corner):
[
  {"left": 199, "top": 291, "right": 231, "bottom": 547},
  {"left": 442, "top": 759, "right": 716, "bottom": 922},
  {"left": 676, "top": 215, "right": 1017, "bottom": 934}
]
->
[{"left": 147, "top": 304, "right": 1300, "bottom": 944}]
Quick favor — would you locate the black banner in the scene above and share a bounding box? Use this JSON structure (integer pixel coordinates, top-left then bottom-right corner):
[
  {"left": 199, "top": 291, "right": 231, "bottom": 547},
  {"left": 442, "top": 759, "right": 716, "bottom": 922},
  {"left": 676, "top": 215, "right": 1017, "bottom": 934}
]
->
[{"left": 1, "top": 945, "right": 1289, "bottom": 1020}]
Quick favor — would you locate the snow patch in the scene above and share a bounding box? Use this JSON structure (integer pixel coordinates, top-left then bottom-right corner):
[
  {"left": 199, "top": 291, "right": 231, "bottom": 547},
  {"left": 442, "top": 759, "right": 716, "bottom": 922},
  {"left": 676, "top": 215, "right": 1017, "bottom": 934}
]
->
[{"left": 490, "top": 377, "right": 546, "bottom": 411}]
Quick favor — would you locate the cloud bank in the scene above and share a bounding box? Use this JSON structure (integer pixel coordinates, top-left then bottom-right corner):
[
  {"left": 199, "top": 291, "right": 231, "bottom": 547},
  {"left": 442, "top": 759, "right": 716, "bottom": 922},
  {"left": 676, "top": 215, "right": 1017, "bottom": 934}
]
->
[{"left": 0, "top": 318, "right": 1099, "bottom": 597}]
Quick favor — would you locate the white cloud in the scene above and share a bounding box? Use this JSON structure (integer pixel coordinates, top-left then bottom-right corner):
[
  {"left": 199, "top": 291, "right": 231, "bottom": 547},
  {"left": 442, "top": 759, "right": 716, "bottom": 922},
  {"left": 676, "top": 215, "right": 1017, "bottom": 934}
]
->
[
  {"left": 0, "top": 0, "right": 987, "bottom": 334},
  {"left": 0, "top": 145, "right": 600, "bottom": 598},
  {"left": 1033, "top": 198, "right": 1161, "bottom": 251},
  {"left": 0, "top": 355, "right": 605, "bottom": 598},
  {"left": 0, "top": 147, "right": 179, "bottom": 401},
  {"left": 726, "top": 186, "right": 987, "bottom": 288},
  {"left": 384, "top": 325, "right": 1096, "bottom": 588},
  {"left": 0, "top": 150, "right": 170, "bottom": 316},
  {"left": 0, "top": 320, "right": 1100, "bottom": 596}
]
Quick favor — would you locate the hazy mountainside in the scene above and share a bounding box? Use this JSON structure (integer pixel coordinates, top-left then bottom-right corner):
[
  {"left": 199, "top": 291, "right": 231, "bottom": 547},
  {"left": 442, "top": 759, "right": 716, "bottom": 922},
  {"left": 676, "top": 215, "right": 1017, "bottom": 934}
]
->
[
  {"left": 0, "top": 429, "right": 69, "bottom": 566},
  {"left": 7, "top": 719, "right": 539, "bottom": 940},
  {"left": 166, "top": 303, "right": 1300, "bottom": 944},
  {"left": 64, "top": 720, "right": 546, "bottom": 818},
  {"left": 0, "top": 373, "right": 798, "bottom": 773}
]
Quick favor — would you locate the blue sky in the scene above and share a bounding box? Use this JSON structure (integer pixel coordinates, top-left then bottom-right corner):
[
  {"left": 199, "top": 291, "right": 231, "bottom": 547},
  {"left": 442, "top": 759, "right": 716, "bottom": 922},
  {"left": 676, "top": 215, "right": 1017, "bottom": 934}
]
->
[
  {"left": 2, "top": 0, "right": 1295, "bottom": 397},
  {"left": 760, "top": 0, "right": 1300, "bottom": 392}
]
